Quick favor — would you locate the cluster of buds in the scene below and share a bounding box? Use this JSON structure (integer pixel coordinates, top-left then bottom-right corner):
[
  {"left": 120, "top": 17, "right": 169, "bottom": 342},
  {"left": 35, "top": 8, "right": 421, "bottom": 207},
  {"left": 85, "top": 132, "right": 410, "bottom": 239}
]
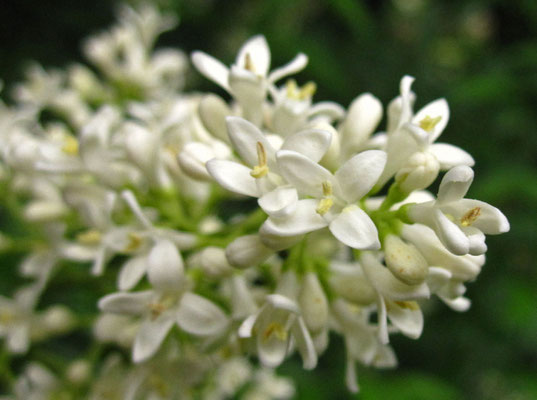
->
[{"left": 0, "top": 4, "right": 509, "bottom": 398}]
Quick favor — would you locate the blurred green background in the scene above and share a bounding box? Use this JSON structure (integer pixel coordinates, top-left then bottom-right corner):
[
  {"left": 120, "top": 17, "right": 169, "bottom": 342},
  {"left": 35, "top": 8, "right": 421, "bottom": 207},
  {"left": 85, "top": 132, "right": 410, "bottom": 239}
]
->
[{"left": 1, "top": 0, "right": 536, "bottom": 399}]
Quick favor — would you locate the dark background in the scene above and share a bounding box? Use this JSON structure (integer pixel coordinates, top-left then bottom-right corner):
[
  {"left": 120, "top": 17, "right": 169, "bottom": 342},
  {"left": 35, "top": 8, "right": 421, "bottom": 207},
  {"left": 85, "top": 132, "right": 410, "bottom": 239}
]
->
[{"left": 1, "top": 0, "right": 536, "bottom": 398}]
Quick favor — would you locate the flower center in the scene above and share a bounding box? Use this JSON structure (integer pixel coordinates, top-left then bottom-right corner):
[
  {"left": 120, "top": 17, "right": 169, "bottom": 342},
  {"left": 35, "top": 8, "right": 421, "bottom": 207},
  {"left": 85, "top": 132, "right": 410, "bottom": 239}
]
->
[
  {"left": 419, "top": 115, "right": 442, "bottom": 133},
  {"left": 316, "top": 181, "right": 334, "bottom": 216},
  {"left": 250, "top": 142, "right": 269, "bottom": 179},
  {"left": 124, "top": 232, "right": 143, "bottom": 252},
  {"left": 263, "top": 322, "right": 288, "bottom": 342},
  {"left": 76, "top": 229, "right": 102, "bottom": 245},
  {"left": 62, "top": 136, "right": 79, "bottom": 155},
  {"left": 460, "top": 207, "right": 481, "bottom": 227},
  {"left": 285, "top": 79, "right": 317, "bottom": 101}
]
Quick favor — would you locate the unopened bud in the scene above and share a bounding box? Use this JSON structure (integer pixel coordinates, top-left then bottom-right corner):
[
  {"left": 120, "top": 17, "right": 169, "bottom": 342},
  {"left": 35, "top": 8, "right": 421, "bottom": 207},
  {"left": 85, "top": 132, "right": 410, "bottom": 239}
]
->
[
  {"left": 41, "top": 305, "right": 75, "bottom": 334},
  {"left": 259, "top": 224, "right": 303, "bottom": 251},
  {"left": 329, "top": 262, "right": 376, "bottom": 305},
  {"left": 225, "top": 235, "right": 273, "bottom": 269},
  {"left": 341, "top": 93, "right": 382, "bottom": 156},
  {"left": 194, "top": 246, "right": 234, "bottom": 278},
  {"left": 299, "top": 273, "right": 329, "bottom": 333},
  {"left": 395, "top": 151, "right": 439, "bottom": 193},
  {"left": 384, "top": 234, "right": 429, "bottom": 285},
  {"left": 199, "top": 94, "right": 233, "bottom": 142},
  {"left": 66, "top": 360, "right": 91, "bottom": 385}
]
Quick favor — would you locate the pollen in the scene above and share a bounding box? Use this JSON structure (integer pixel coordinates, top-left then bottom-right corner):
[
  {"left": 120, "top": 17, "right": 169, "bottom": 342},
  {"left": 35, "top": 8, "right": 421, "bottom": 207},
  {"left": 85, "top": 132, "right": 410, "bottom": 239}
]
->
[
  {"left": 244, "top": 52, "right": 256, "bottom": 73},
  {"left": 286, "top": 79, "right": 317, "bottom": 100},
  {"left": 62, "top": 136, "right": 79, "bottom": 155},
  {"left": 419, "top": 115, "right": 442, "bottom": 133},
  {"left": 316, "top": 181, "right": 334, "bottom": 215},
  {"left": 263, "top": 322, "right": 288, "bottom": 342},
  {"left": 250, "top": 141, "right": 269, "bottom": 178},
  {"left": 460, "top": 207, "right": 481, "bottom": 227},
  {"left": 76, "top": 229, "right": 102, "bottom": 245},
  {"left": 149, "top": 303, "right": 166, "bottom": 320},
  {"left": 124, "top": 232, "right": 143, "bottom": 252}
]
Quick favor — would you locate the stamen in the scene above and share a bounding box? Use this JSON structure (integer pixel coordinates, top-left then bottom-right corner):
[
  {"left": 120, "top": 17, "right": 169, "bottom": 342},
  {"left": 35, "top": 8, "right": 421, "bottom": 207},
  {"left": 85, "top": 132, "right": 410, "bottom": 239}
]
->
[
  {"left": 250, "top": 142, "right": 269, "bottom": 178},
  {"left": 76, "top": 229, "right": 102, "bottom": 245},
  {"left": 419, "top": 115, "right": 442, "bottom": 133},
  {"left": 124, "top": 232, "right": 143, "bottom": 252},
  {"left": 316, "top": 181, "right": 334, "bottom": 215},
  {"left": 393, "top": 300, "right": 419, "bottom": 311},
  {"left": 62, "top": 136, "right": 79, "bottom": 155},
  {"left": 460, "top": 207, "right": 481, "bottom": 227},
  {"left": 263, "top": 322, "right": 288, "bottom": 342},
  {"left": 285, "top": 79, "right": 316, "bottom": 100},
  {"left": 149, "top": 303, "right": 166, "bottom": 320},
  {"left": 244, "top": 53, "right": 256, "bottom": 72},
  {"left": 299, "top": 82, "right": 317, "bottom": 100}
]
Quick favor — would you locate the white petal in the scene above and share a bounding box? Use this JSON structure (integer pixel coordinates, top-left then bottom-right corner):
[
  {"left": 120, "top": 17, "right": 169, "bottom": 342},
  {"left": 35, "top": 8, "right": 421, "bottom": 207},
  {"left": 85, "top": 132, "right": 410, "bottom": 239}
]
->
[
  {"left": 238, "top": 314, "right": 259, "bottom": 338},
  {"left": 387, "top": 301, "right": 423, "bottom": 339},
  {"left": 291, "top": 317, "right": 317, "bottom": 369},
  {"left": 429, "top": 143, "right": 475, "bottom": 170},
  {"left": 266, "top": 294, "right": 300, "bottom": 314},
  {"left": 281, "top": 129, "right": 332, "bottom": 163},
  {"left": 191, "top": 51, "right": 230, "bottom": 91},
  {"left": 439, "top": 295, "right": 471, "bottom": 312},
  {"left": 118, "top": 255, "right": 147, "bottom": 291},
  {"left": 98, "top": 291, "right": 153, "bottom": 315},
  {"left": 236, "top": 35, "right": 270, "bottom": 77},
  {"left": 132, "top": 313, "right": 175, "bottom": 362},
  {"left": 398, "top": 75, "right": 415, "bottom": 128},
  {"left": 412, "top": 98, "right": 450, "bottom": 142},
  {"left": 436, "top": 165, "right": 474, "bottom": 204},
  {"left": 261, "top": 199, "right": 328, "bottom": 236},
  {"left": 307, "top": 101, "right": 345, "bottom": 121},
  {"left": 91, "top": 246, "right": 110, "bottom": 276},
  {"left": 276, "top": 150, "right": 336, "bottom": 198},
  {"left": 462, "top": 226, "right": 487, "bottom": 255},
  {"left": 451, "top": 199, "right": 510, "bottom": 234},
  {"left": 121, "top": 190, "right": 152, "bottom": 229},
  {"left": 268, "top": 53, "right": 308, "bottom": 83},
  {"left": 376, "top": 292, "right": 389, "bottom": 344},
  {"left": 345, "top": 357, "right": 359, "bottom": 393},
  {"left": 426, "top": 267, "right": 452, "bottom": 293},
  {"left": 329, "top": 206, "right": 380, "bottom": 250},
  {"left": 256, "top": 311, "right": 291, "bottom": 368},
  {"left": 177, "top": 292, "right": 229, "bottom": 336},
  {"left": 335, "top": 150, "right": 387, "bottom": 203},
  {"left": 226, "top": 116, "right": 275, "bottom": 168},
  {"left": 258, "top": 186, "right": 298, "bottom": 218},
  {"left": 147, "top": 240, "right": 184, "bottom": 292},
  {"left": 206, "top": 159, "right": 260, "bottom": 197},
  {"left": 8, "top": 325, "right": 29, "bottom": 353},
  {"left": 433, "top": 209, "right": 470, "bottom": 255}
]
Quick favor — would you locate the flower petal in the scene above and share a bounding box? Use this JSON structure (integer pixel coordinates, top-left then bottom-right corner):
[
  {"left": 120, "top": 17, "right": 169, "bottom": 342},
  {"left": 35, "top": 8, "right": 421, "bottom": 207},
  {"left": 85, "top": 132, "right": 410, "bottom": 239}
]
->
[
  {"left": 191, "top": 51, "right": 230, "bottom": 91},
  {"left": 226, "top": 116, "right": 275, "bottom": 168},
  {"left": 276, "top": 150, "right": 336, "bottom": 198},
  {"left": 329, "top": 206, "right": 380, "bottom": 250},
  {"left": 147, "top": 240, "right": 184, "bottom": 292},
  {"left": 268, "top": 53, "right": 308, "bottom": 83},
  {"left": 412, "top": 98, "right": 450, "bottom": 143},
  {"left": 291, "top": 317, "right": 318, "bottom": 370},
  {"left": 98, "top": 291, "right": 153, "bottom": 315},
  {"left": 118, "top": 255, "right": 148, "bottom": 291},
  {"left": 176, "top": 292, "right": 229, "bottom": 336},
  {"left": 335, "top": 150, "right": 387, "bottom": 203},
  {"left": 236, "top": 35, "right": 271, "bottom": 77},
  {"left": 281, "top": 129, "right": 332, "bottom": 163},
  {"left": 261, "top": 199, "right": 328, "bottom": 236},
  {"left": 206, "top": 159, "right": 260, "bottom": 197},
  {"left": 132, "top": 312, "right": 175, "bottom": 362},
  {"left": 448, "top": 199, "right": 510, "bottom": 234},
  {"left": 436, "top": 165, "right": 474, "bottom": 204},
  {"left": 433, "top": 209, "right": 470, "bottom": 255},
  {"left": 258, "top": 186, "right": 298, "bottom": 218},
  {"left": 386, "top": 300, "right": 423, "bottom": 339},
  {"left": 429, "top": 143, "right": 475, "bottom": 169}
]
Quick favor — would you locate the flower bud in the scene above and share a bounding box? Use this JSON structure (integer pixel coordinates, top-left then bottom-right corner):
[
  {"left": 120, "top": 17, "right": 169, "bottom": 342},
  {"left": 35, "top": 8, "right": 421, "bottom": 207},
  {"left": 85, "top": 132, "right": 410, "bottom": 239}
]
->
[
  {"left": 395, "top": 151, "right": 440, "bottom": 193},
  {"left": 384, "top": 234, "right": 429, "bottom": 285},
  {"left": 66, "top": 360, "right": 91, "bottom": 385},
  {"left": 193, "top": 246, "right": 234, "bottom": 279},
  {"left": 341, "top": 93, "right": 382, "bottom": 157},
  {"left": 225, "top": 234, "right": 273, "bottom": 269},
  {"left": 259, "top": 224, "right": 303, "bottom": 251},
  {"left": 40, "top": 305, "right": 76, "bottom": 334},
  {"left": 299, "top": 273, "right": 329, "bottom": 333},
  {"left": 329, "top": 262, "right": 376, "bottom": 305}
]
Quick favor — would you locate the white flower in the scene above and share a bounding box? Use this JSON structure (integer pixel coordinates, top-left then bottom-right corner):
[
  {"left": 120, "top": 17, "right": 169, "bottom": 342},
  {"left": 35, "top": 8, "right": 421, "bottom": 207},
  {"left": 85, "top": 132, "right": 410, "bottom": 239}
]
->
[
  {"left": 376, "top": 75, "right": 474, "bottom": 189},
  {"left": 192, "top": 35, "right": 307, "bottom": 125},
  {"left": 407, "top": 165, "right": 510, "bottom": 255},
  {"left": 238, "top": 294, "right": 317, "bottom": 369},
  {"left": 99, "top": 240, "right": 229, "bottom": 362},
  {"left": 262, "top": 149, "right": 386, "bottom": 250}
]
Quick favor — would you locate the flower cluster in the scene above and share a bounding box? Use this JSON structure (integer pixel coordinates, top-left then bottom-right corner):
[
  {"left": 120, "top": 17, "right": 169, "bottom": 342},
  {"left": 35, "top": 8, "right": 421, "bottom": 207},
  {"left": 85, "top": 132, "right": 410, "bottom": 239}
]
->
[{"left": 0, "top": 4, "right": 509, "bottom": 398}]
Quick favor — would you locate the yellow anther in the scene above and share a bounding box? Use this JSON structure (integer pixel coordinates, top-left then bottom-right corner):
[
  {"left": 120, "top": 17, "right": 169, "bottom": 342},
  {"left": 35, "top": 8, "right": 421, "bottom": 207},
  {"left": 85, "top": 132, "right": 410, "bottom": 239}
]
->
[
  {"left": 244, "top": 52, "right": 256, "bottom": 72},
  {"left": 263, "top": 322, "right": 288, "bottom": 342},
  {"left": 316, "top": 181, "right": 334, "bottom": 215},
  {"left": 460, "top": 207, "right": 481, "bottom": 227},
  {"left": 419, "top": 115, "right": 442, "bottom": 133},
  {"left": 124, "top": 232, "right": 143, "bottom": 252},
  {"left": 0, "top": 310, "right": 15, "bottom": 324},
  {"left": 286, "top": 79, "right": 317, "bottom": 100},
  {"left": 250, "top": 141, "right": 269, "bottom": 178},
  {"left": 393, "top": 300, "right": 420, "bottom": 311},
  {"left": 76, "top": 229, "right": 102, "bottom": 245},
  {"left": 149, "top": 303, "right": 166, "bottom": 320},
  {"left": 62, "top": 136, "right": 79, "bottom": 155}
]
